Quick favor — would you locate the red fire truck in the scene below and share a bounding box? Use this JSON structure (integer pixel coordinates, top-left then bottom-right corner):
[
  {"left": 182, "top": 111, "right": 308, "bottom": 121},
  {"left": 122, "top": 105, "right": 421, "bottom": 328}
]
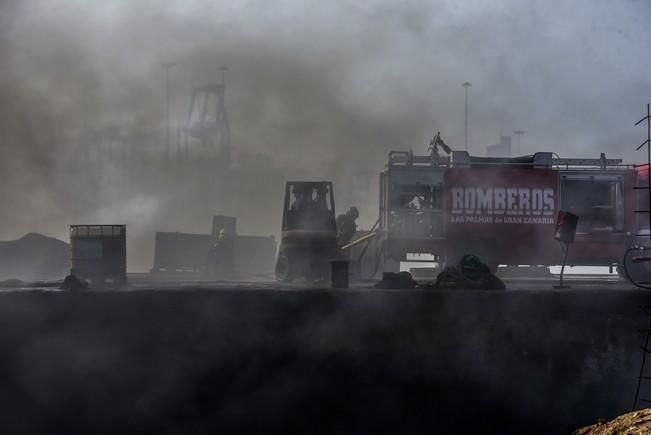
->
[{"left": 379, "top": 150, "right": 647, "bottom": 273}]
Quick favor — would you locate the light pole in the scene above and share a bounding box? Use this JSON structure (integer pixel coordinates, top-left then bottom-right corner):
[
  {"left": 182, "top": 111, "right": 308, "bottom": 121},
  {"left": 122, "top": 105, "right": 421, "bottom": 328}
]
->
[
  {"left": 461, "top": 82, "right": 471, "bottom": 151},
  {"left": 514, "top": 130, "right": 525, "bottom": 155},
  {"left": 161, "top": 61, "right": 176, "bottom": 169},
  {"left": 219, "top": 65, "right": 228, "bottom": 86}
]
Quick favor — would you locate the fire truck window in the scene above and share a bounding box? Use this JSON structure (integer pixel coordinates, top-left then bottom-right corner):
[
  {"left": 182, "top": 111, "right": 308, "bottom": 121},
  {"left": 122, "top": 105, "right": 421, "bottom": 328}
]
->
[
  {"left": 390, "top": 183, "right": 444, "bottom": 210},
  {"left": 388, "top": 171, "right": 445, "bottom": 238},
  {"left": 560, "top": 178, "right": 623, "bottom": 232}
]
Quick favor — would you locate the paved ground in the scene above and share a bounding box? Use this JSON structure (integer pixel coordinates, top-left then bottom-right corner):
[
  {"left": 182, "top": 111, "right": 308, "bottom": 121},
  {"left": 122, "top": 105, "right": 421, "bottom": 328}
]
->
[{"left": 0, "top": 273, "right": 647, "bottom": 433}]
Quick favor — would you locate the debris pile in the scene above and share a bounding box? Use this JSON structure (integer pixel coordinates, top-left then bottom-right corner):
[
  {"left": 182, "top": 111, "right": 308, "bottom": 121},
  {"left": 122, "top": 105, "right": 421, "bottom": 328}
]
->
[
  {"left": 374, "top": 255, "right": 505, "bottom": 290},
  {"left": 574, "top": 408, "right": 651, "bottom": 434},
  {"left": 59, "top": 274, "right": 89, "bottom": 291},
  {"left": 422, "top": 255, "right": 505, "bottom": 290},
  {"left": 374, "top": 271, "right": 418, "bottom": 289},
  {"left": 0, "top": 233, "right": 69, "bottom": 281}
]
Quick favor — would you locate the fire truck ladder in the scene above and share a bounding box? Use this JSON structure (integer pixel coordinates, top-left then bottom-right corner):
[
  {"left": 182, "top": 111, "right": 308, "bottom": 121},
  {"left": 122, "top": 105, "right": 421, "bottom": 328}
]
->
[
  {"left": 630, "top": 104, "right": 651, "bottom": 411},
  {"left": 633, "top": 305, "right": 651, "bottom": 411},
  {"left": 626, "top": 104, "right": 651, "bottom": 287}
]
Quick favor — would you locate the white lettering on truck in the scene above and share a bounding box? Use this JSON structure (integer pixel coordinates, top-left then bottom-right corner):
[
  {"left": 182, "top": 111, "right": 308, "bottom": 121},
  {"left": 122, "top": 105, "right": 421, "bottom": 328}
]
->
[
  {"left": 450, "top": 186, "right": 555, "bottom": 218},
  {"left": 464, "top": 188, "right": 476, "bottom": 214},
  {"left": 477, "top": 188, "right": 493, "bottom": 214},
  {"left": 506, "top": 188, "right": 518, "bottom": 215},
  {"left": 494, "top": 188, "right": 506, "bottom": 213},
  {"left": 451, "top": 188, "right": 463, "bottom": 214}
]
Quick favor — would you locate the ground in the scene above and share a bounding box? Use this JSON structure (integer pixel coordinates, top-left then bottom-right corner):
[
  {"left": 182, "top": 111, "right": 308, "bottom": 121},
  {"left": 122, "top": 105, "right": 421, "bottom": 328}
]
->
[{"left": 0, "top": 275, "right": 646, "bottom": 434}]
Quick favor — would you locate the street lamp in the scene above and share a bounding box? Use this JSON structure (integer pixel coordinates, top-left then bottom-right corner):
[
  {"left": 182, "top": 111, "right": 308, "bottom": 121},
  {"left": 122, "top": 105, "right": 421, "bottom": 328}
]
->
[
  {"left": 219, "top": 65, "right": 228, "bottom": 85},
  {"left": 514, "top": 130, "right": 525, "bottom": 155},
  {"left": 160, "top": 61, "right": 177, "bottom": 169},
  {"left": 461, "top": 82, "right": 471, "bottom": 151}
]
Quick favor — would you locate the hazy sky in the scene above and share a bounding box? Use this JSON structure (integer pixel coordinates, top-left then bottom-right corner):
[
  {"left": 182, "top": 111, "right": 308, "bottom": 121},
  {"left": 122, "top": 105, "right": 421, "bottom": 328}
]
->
[
  {"left": 1, "top": 0, "right": 650, "bottom": 269},
  {"left": 5, "top": 0, "right": 651, "bottom": 155}
]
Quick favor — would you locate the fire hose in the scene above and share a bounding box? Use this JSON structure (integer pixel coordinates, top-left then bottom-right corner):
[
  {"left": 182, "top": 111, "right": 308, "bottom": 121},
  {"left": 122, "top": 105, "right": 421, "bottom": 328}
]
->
[
  {"left": 337, "top": 216, "right": 383, "bottom": 279},
  {"left": 339, "top": 231, "right": 377, "bottom": 251}
]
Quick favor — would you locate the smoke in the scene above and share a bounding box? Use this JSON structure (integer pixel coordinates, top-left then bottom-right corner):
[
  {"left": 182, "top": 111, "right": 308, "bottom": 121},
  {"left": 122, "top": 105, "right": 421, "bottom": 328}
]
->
[{"left": 0, "top": 0, "right": 650, "bottom": 270}]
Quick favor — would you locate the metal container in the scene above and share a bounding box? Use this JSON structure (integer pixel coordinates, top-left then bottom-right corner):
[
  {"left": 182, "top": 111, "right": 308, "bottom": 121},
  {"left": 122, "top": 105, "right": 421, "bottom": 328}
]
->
[
  {"left": 70, "top": 225, "right": 126, "bottom": 287},
  {"left": 330, "top": 260, "right": 349, "bottom": 289}
]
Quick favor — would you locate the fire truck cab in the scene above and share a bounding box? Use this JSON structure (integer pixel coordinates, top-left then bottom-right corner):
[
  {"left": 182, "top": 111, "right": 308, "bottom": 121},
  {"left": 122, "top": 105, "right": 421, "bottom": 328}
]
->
[{"left": 380, "top": 150, "right": 639, "bottom": 271}]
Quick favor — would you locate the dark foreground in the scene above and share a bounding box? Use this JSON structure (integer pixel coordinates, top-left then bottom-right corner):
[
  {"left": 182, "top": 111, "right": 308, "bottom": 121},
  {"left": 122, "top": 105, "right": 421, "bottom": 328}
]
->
[{"left": 0, "top": 281, "right": 648, "bottom": 434}]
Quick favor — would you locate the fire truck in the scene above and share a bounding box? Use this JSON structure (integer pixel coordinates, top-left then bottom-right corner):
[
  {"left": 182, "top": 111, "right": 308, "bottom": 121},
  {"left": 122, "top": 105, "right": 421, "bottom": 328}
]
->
[{"left": 379, "top": 150, "right": 647, "bottom": 273}]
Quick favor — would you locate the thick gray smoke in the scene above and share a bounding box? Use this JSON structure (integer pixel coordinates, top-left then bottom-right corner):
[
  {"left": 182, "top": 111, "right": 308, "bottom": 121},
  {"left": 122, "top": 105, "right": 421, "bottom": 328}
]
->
[{"left": 0, "top": 0, "right": 650, "bottom": 270}]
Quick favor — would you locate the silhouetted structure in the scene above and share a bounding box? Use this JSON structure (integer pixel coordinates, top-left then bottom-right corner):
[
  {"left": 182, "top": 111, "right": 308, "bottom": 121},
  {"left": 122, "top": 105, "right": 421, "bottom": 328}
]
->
[
  {"left": 178, "top": 67, "right": 231, "bottom": 164},
  {"left": 70, "top": 225, "right": 127, "bottom": 287}
]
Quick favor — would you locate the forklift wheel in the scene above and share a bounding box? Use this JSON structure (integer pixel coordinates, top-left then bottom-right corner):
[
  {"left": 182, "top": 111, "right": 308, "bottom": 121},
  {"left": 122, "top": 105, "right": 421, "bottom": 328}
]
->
[{"left": 275, "top": 252, "right": 293, "bottom": 282}]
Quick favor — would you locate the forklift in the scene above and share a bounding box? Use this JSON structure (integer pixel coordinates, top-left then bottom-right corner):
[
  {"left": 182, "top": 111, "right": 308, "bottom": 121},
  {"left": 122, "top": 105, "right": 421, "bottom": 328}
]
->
[{"left": 275, "top": 181, "right": 338, "bottom": 282}]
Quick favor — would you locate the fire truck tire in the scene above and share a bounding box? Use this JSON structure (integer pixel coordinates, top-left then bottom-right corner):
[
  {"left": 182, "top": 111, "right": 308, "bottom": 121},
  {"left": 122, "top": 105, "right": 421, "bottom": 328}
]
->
[
  {"left": 275, "top": 252, "right": 293, "bottom": 282},
  {"left": 618, "top": 255, "right": 651, "bottom": 284}
]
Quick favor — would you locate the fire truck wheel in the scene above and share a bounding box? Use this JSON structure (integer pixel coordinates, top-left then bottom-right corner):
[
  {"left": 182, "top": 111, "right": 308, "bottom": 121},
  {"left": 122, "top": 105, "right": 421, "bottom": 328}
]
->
[
  {"left": 618, "top": 256, "right": 651, "bottom": 284},
  {"left": 275, "top": 252, "right": 293, "bottom": 282}
]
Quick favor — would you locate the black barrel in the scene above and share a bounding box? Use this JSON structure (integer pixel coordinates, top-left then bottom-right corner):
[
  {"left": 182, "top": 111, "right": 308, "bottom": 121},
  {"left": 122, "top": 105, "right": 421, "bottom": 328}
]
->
[{"left": 330, "top": 260, "right": 349, "bottom": 289}]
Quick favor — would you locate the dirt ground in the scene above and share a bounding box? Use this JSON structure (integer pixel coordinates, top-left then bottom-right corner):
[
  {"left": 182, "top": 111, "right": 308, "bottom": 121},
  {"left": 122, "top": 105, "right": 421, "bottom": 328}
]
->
[{"left": 574, "top": 408, "right": 651, "bottom": 434}]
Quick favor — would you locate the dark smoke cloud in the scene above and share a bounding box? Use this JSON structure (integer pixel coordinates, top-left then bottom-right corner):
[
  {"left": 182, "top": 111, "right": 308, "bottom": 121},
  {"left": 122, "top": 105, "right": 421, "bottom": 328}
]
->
[{"left": 0, "top": 0, "right": 650, "bottom": 271}]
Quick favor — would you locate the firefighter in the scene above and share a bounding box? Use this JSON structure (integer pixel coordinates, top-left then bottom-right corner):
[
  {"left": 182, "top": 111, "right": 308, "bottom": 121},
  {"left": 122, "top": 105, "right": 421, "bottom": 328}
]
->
[
  {"left": 208, "top": 228, "right": 235, "bottom": 278},
  {"left": 205, "top": 242, "right": 219, "bottom": 278},
  {"left": 337, "top": 206, "right": 359, "bottom": 246}
]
